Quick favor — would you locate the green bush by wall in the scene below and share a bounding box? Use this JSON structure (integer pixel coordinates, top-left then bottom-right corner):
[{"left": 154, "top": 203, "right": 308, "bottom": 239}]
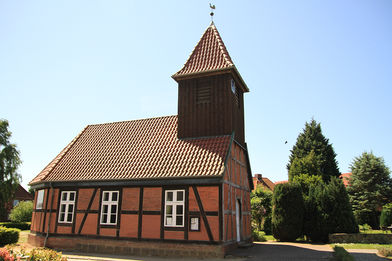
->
[
  {"left": 0, "top": 222, "right": 31, "bottom": 231},
  {"left": 0, "top": 226, "right": 20, "bottom": 246},
  {"left": 380, "top": 203, "right": 392, "bottom": 228}
]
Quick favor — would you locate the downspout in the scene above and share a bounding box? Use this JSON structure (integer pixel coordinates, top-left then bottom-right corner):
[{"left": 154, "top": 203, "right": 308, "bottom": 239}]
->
[{"left": 44, "top": 183, "right": 54, "bottom": 247}]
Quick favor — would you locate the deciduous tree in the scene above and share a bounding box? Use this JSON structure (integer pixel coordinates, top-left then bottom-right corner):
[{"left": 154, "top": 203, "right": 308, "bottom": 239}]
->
[
  {"left": 0, "top": 120, "right": 21, "bottom": 220},
  {"left": 251, "top": 187, "right": 273, "bottom": 233}
]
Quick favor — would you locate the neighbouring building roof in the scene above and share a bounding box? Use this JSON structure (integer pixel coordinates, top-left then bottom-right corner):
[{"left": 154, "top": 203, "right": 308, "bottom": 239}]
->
[
  {"left": 340, "top": 172, "right": 352, "bottom": 187},
  {"left": 275, "top": 180, "right": 288, "bottom": 185},
  {"left": 14, "top": 185, "right": 33, "bottom": 200},
  {"left": 252, "top": 174, "right": 275, "bottom": 191},
  {"left": 30, "top": 116, "right": 232, "bottom": 185},
  {"left": 172, "top": 22, "right": 248, "bottom": 92}
]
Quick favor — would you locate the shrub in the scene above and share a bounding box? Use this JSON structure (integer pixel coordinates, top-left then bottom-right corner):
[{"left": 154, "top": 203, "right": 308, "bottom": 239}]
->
[
  {"left": 0, "top": 222, "right": 31, "bottom": 231},
  {"left": 333, "top": 246, "right": 354, "bottom": 261},
  {"left": 380, "top": 203, "right": 392, "bottom": 228},
  {"left": 304, "top": 178, "right": 358, "bottom": 243},
  {"left": 0, "top": 247, "right": 67, "bottom": 261},
  {"left": 251, "top": 230, "right": 267, "bottom": 242},
  {"left": 326, "top": 178, "right": 358, "bottom": 234},
  {"left": 29, "top": 247, "right": 67, "bottom": 261},
  {"left": 0, "top": 247, "right": 19, "bottom": 261},
  {"left": 9, "top": 201, "right": 33, "bottom": 223},
  {"left": 272, "top": 183, "right": 304, "bottom": 242},
  {"left": 251, "top": 187, "right": 272, "bottom": 232},
  {"left": 0, "top": 227, "right": 20, "bottom": 246},
  {"left": 263, "top": 215, "right": 272, "bottom": 235},
  {"left": 359, "top": 224, "right": 371, "bottom": 232}
]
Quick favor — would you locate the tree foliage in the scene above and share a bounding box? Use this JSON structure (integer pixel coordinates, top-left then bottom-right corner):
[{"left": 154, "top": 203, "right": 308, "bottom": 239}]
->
[
  {"left": 380, "top": 203, "right": 392, "bottom": 228},
  {"left": 251, "top": 187, "right": 273, "bottom": 233},
  {"left": 304, "top": 178, "right": 358, "bottom": 242},
  {"left": 347, "top": 152, "right": 392, "bottom": 228},
  {"left": 0, "top": 120, "right": 21, "bottom": 220},
  {"left": 287, "top": 119, "right": 340, "bottom": 182},
  {"left": 292, "top": 173, "right": 323, "bottom": 195},
  {"left": 9, "top": 201, "right": 33, "bottom": 223},
  {"left": 272, "top": 183, "right": 304, "bottom": 241}
]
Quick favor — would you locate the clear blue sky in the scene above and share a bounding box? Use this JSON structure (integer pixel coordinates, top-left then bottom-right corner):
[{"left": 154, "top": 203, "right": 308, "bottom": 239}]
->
[{"left": 1, "top": 1, "right": 391, "bottom": 188}]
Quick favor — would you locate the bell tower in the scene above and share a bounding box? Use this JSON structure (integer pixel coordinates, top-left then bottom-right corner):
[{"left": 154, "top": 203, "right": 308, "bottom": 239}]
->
[{"left": 172, "top": 23, "right": 249, "bottom": 146}]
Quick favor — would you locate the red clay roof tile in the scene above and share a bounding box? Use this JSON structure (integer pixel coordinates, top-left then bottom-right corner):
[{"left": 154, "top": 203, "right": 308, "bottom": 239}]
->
[
  {"left": 173, "top": 23, "right": 234, "bottom": 78},
  {"left": 29, "top": 116, "right": 231, "bottom": 185}
]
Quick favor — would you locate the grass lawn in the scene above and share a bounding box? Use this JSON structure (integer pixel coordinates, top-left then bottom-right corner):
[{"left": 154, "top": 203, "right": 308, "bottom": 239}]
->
[
  {"left": 18, "top": 230, "right": 30, "bottom": 244},
  {"left": 257, "top": 231, "right": 276, "bottom": 241},
  {"left": 360, "top": 229, "right": 391, "bottom": 234},
  {"left": 332, "top": 243, "right": 392, "bottom": 250}
]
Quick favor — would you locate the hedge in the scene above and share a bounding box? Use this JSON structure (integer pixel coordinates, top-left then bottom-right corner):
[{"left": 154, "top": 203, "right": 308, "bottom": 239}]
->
[
  {"left": 0, "top": 226, "right": 20, "bottom": 246},
  {"left": 272, "top": 183, "right": 304, "bottom": 242},
  {"left": 0, "top": 222, "right": 31, "bottom": 231}
]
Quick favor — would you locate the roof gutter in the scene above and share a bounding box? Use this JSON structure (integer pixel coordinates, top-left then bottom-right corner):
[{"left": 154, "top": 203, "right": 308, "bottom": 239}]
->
[{"left": 44, "top": 182, "right": 54, "bottom": 247}]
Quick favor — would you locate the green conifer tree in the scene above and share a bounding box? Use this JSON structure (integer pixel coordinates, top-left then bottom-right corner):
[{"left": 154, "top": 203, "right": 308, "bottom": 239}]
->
[
  {"left": 287, "top": 119, "right": 340, "bottom": 182},
  {"left": 347, "top": 152, "right": 392, "bottom": 228}
]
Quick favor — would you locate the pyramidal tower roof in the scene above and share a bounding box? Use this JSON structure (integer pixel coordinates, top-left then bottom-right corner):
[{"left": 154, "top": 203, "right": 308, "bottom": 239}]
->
[{"left": 172, "top": 22, "right": 248, "bottom": 91}]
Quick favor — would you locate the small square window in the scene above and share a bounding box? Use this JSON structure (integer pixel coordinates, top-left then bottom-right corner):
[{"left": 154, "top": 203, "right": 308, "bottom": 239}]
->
[{"left": 190, "top": 217, "right": 200, "bottom": 231}]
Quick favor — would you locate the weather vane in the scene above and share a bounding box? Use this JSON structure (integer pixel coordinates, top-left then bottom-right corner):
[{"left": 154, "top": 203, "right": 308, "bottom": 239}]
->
[{"left": 209, "top": 3, "right": 215, "bottom": 22}]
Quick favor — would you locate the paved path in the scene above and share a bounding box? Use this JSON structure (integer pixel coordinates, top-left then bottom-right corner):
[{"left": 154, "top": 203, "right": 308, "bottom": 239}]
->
[
  {"left": 63, "top": 242, "right": 388, "bottom": 261},
  {"left": 227, "top": 242, "right": 333, "bottom": 261},
  {"left": 347, "top": 249, "right": 388, "bottom": 261}
]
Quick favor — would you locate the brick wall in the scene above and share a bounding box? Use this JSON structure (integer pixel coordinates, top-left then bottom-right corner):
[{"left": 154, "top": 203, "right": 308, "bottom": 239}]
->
[{"left": 28, "top": 233, "right": 227, "bottom": 258}]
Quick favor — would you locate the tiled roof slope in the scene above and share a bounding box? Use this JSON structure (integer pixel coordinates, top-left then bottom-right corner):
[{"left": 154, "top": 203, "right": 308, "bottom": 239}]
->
[
  {"left": 30, "top": 116, "right": 231, "bottom": 185},
  {"left": 262, "top": 177, "right": 276, "bottom": 191},
  {"left": 339, "top": 172, "right": 352, "bottom": 187},
  {"left": 173, "top": 23, "right": 234, "bottom": 78}
]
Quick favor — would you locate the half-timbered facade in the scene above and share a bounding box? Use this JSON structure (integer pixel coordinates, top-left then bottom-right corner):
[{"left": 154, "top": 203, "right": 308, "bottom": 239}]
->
[{"left": 29, "top": 22, "right": 253, "bottom": 258}]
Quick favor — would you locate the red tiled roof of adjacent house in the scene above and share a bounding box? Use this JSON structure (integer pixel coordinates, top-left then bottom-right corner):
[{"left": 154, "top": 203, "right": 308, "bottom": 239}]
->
[
  {"left": 14, "top": 185, "right": 33, "bottom": 200},
  {"left": 262, "top": 177, "right": 275, "bottom": 191},
  {"left": 275, "top": 180, "right": 288, "bottom": 185},
  {"left": 340, "top": 172, "right": 352, "bottom": 187},
  {"left": 30, "top": 116, "right": 231, "bottom": 185},
  {"left": 252, "top": 174, "right": 275, "bottom": 191},
  {"left": 173, "top": 23, "right": 234, "bottom": 78}
]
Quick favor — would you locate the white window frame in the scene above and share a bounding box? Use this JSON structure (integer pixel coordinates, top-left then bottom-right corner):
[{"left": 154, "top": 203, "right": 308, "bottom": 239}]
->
[
  {"left": 164, "top": 189, "right": 185, "bottom": 227},
  {"left": 100, "top": 191, "right": 119, "bottom": 225},
  {"left": 36, "top": 190, "right": 44, "bottom": 209},
  {"left": 58, "top": 191, "right": 76, "bottom": 223}
]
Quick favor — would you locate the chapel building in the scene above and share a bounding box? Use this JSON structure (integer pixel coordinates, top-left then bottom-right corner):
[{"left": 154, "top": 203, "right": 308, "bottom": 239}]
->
[{"left": 28, "top": 22, "right": 253, "bottom": 258}]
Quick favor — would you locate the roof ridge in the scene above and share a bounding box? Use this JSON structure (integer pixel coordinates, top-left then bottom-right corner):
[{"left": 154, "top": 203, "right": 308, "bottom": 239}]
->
[
  {"left": 210, "top": 24, "right": 234, "bottom": 67},
  {"left": 173, "top": 25, "right": 213, "bottom": 76},
  {"left": 87, "top": 115, "right": 177, "bottom": 127}
]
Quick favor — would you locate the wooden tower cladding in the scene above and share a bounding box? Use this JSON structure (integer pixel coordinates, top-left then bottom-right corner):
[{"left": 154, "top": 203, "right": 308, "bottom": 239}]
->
[
  {"left": 177, "top": 73, "right": 245, "bottom": 146},
  {"left": 172, "top": 23, "right": 249, "bottom": 146}
]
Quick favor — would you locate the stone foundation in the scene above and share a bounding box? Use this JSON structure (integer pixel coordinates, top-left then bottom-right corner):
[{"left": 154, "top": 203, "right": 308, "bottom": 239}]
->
[{"left": 28, "top": 233, "right": 235, "bottom": 258}]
